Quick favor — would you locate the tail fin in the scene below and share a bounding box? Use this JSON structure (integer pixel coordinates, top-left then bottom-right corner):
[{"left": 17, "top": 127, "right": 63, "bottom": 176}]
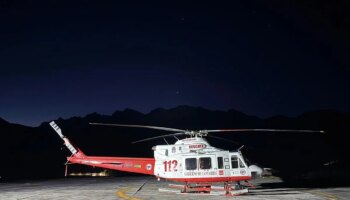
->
[{"left": 49, "top": 121, "right": 79, "bottom": 155}]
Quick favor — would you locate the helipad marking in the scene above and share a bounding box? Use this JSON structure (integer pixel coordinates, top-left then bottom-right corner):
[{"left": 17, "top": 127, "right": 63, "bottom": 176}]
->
[
  {"left": 116, "top": 188, "right": 142, "bottom": 200},
  {"left": 309, "top": 191, "right": 339, "bottom": 200}
]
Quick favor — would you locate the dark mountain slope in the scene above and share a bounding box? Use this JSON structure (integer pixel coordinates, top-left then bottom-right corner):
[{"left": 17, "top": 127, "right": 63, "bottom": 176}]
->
[{"left": 1, "top": 106, "right": 349, "bottom": 186}]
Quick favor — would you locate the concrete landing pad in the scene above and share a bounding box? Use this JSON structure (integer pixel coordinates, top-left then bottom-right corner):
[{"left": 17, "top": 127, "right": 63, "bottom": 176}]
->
[{"left": 0, "top": 176, "right": 348, "bottom": 200}]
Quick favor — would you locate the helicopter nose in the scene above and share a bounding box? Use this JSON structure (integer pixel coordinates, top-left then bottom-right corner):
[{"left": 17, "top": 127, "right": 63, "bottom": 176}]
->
[{"left": 249, "top": 165, "right": 263, "bottom": 178}]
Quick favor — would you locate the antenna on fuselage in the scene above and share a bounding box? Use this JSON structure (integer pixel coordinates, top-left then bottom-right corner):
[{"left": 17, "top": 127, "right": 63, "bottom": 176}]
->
[
  {"left": 237, "top": 145, "right": 244, "bottom": 151},
  {"left": 163, "top": 137, "right": 169, "bottom": 145}
]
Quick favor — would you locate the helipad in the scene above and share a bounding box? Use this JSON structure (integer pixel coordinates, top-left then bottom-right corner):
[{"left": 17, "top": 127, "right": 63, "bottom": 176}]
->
[{"left": 0, "top": 176, "right": 348, "bottom": 200}]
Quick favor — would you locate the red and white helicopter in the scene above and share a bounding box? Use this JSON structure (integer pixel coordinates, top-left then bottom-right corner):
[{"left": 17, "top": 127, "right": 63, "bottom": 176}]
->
[{"left": 49, "top": 121, "right": 323, "bottom": 196}]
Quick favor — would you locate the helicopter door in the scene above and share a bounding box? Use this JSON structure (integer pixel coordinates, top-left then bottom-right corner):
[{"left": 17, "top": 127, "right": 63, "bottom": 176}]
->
[
  {"left": 216, "top": 156, "right": 227, "bottom": 176},
  {"left": 230, "top": 154, "right": 247, "bottom": 176},
  {"left": 183, "top": 155, "right": 215, "bottom": 178}
]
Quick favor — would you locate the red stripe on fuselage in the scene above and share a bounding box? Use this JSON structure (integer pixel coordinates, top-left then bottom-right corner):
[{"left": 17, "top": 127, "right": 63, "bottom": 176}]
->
[
  {"left": 167, "top": 176, "right": 252, "bottom": 183},
  {"left": 68, "top": 156, "right": 155, "bottom": 175}
]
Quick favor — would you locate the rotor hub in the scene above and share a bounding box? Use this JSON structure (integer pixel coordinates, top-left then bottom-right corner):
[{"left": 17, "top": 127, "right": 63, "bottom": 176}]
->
[{"left": 184, "top": 130, "right": 208, "bottom": 137}]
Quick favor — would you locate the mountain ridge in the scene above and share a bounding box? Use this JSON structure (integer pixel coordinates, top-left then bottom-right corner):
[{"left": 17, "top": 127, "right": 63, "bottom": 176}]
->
[{"left": 1, "top": 105, "right": 349, "bottom": 185}]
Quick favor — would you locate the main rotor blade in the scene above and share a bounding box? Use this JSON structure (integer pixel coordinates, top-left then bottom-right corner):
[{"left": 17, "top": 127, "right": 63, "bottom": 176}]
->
[
  {"left": 207, "top": 135, "right": 243, "bottom": 146},
  {"left": 89, "top": 123, "right": 185, "bottom": 132},
  {"left": 206, "top": 129, "right": 325, "bottom": 133},
  {"left": 132, "top": 132, "right": 185, "bottom": 144}
]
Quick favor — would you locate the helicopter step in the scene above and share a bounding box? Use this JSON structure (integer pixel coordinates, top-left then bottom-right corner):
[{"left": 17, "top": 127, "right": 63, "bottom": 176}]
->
[
  {"left": 158, "top": 187, "right": 249, "bottom": 196},
  {"left": 159, "top": 183, "right": 249, "bottom": 196}
]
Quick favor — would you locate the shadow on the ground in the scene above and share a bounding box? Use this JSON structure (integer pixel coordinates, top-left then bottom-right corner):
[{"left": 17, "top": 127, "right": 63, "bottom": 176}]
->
[{"left": 260, "top": 178, "right": 350, "bottom": 189}]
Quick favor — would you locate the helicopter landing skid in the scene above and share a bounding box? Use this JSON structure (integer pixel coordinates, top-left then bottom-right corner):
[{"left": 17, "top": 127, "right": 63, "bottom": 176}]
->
[{"left": 159, "top": 183, "right": 249, "bottom": 196}]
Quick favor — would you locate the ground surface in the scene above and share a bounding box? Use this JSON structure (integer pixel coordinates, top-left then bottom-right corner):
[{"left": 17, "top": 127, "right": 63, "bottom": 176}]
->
[{"left": 0, "top": 176, "right": 349, "bottom": 200}]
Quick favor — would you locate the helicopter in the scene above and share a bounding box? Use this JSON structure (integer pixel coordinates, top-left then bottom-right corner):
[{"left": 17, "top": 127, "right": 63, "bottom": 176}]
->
[{"left": 49, "top": 121, "right": 324, "bottom": 196}]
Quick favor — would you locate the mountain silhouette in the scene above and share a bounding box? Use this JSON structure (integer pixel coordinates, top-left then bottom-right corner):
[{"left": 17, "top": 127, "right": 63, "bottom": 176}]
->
[{"left": 1, "top": 106, "right": 349, "bottom": 186}]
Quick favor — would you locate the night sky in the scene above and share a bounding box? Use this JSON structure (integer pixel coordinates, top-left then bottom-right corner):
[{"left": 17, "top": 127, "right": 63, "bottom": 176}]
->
[{"left": 1, "top": 1, "right": 349, "bottom": 126}]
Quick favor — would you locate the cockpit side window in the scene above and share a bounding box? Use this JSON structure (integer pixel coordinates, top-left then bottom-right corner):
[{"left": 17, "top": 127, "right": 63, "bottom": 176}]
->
[
  {"left": 231, "top": 155, "right": 238, "bottom": 169},
  {"left": 239, "top": 158, "right": 245, "bottom": 168}
]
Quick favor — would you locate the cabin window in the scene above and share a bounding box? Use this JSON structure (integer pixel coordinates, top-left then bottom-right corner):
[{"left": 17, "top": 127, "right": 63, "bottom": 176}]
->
[
  {"left": 217, "top": 157, "right": 223, "bottom": 169},
  {"left": 165, "top": 149, "right": 168, "bottom": 156},
  {"left": 239, "top": 158, "right": 245, "bottom": 168},
  {"left": 185, "top": 158, "right": 197, "bottom": 170},
  {"left": 199, "top": 157, "right": 211, "bottom": 170},
  {"left": 231, "top": 155, "right": 238, "bottom": 169}
]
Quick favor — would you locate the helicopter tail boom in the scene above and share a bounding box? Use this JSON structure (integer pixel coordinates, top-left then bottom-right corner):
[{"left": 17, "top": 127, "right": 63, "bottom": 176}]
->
[
  {"left": 67, "top": 155, "right": 155, "bottom": 175},
  {"left": 49, "top": 121, "right": 155, "bottom": 175}
]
